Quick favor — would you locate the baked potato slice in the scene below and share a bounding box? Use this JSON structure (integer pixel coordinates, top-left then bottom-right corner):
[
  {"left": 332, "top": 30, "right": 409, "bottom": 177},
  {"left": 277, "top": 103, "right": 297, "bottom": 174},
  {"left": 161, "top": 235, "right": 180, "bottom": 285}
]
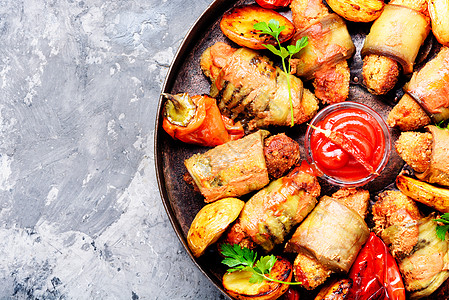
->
[
  {"left": 325, "top": 0, "right": 385, "bottom": 22},
  {"left": 314, "top": 278, "right": 352, "bottom": 300},
  {"left": 396, "top": 175, "right": 449, "bottom": 213},
  {"left": 220, "top": 5, "right": 295, "bottom": 50},
  {"left": 223, "top": 256, "right": 293, "bottom": 300},
  {"left": 187, "top": 197, "right": 245, "bottom": 257},
  {"left": 428, "top": 0, "right": 449, "bottom": 46}
]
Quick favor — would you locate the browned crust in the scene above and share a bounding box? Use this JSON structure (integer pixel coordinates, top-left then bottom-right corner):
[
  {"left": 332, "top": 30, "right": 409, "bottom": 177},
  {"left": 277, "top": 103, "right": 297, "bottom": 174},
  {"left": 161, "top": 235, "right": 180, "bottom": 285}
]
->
[
  {"left": 387, "top": 93, "right": 432, "bottom": 131},
  {"left": 362, "top": 54, "right": 400, "bottom": 95},
  {"left": 395, "top": 131, "right": 433, "bottom": 173},
  {"left": 264, "top": 133, "right": 300, "bottom": 179},
  {"left": 329, "top": 188, "right": 370, "bottom": 219},
  {"left": 372, "top": 190, "right": 422, "bottom": 258},
  {"left": 293, "top": 252, "right": 332, "bottom": 290},
  {"left": 313, "top": 61, "right": 350, "bottom": 104}
]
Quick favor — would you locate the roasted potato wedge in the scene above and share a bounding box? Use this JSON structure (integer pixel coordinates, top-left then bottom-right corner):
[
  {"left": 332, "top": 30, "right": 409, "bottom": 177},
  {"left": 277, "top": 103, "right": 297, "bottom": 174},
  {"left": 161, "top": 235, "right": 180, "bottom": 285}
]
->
[
  {"left": 187, "top": 197, "right": 245, "bottom": 257},
  {"left": 396, "top": 175, "right": 449, "bottom": 213},
  {"left": 223, "top": 256, "right": 293, "bottom": 300},
  {"left": 326, "top": 0, "right": 385, "bottom": 22},
  {"left": 220, "top": 5, "right": 295, "bottom": 50},
  {"left": 314, "top": 278, "right": 352, "bottom": 300},
  {"left": 428, "top": 0, "right": 449, "bottom": 46}
]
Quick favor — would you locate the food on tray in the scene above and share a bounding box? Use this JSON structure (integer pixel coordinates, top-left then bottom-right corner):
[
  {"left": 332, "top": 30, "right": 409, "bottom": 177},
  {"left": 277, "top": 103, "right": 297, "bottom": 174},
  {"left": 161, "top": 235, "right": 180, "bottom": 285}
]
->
[
  {"left": 396, "top": 175, "right": 449, "bottom": 213},
  {"left": 347, "top": 232, "right": 406, "bottom": 300},
  {"left": 161, "top": 0, "right": 449, "bottom": 298},
  {"left": 184, "top": 131, "right": 303, "bottom": 203},
  {"left": 290, "top": 0, "right": 355, "bottom": 104},
  {"left": 162, "top": 93, "right": 244, "bottom": 146},
  {"left": 200, "top": 42, "right": 319, "bottom": 130},
  {"left": 428, "top": 0, "right": 449, "bottom": 46},
  {"left": 388, "top": 46, "right": 449, "bottom": 130},
  {"left": 395, "top": 125, "right": 449, "bottom": 187},
  {"left": 361, "top": 0, "right": 430, "bottom": 95},
  {"left": 325, "top": 0, "right": 385, "bottom": 23},
  {"left": 285, "top": 188, "right": 370, "bottom": 288},
  {"left": 220, "top": 5, "right": 295, "bottom": 50},
  {"left": 225, "top": 167, "right": 320, "bottom": 252},
  {"left": 187, "top": 197, "right": 244, "bottom": 257},
  {"left": 306, "top": 103, "right": 389, "bottom": 184},
  {"left": 372, "top": 191, "right": 449, "bottom": 298}
]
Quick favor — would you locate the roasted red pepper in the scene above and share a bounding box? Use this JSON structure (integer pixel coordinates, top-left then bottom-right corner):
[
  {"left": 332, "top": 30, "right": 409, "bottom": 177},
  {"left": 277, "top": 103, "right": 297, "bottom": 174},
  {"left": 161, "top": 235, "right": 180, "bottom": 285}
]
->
[
  {"left": 347, "top": 232, "right": 406, "bottom": 300},
  {"left": 162, "top": 93, "right": 244, "bottom": 147},
  {"left": 255, "top": 0, "right": 292, "bottom": 9}
]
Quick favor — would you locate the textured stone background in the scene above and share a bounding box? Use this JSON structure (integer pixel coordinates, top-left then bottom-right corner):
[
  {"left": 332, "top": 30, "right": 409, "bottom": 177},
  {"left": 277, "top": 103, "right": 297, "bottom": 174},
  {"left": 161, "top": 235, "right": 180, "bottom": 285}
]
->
[{"left": 0, "top": 0, "right": 224, "bottom": 298}]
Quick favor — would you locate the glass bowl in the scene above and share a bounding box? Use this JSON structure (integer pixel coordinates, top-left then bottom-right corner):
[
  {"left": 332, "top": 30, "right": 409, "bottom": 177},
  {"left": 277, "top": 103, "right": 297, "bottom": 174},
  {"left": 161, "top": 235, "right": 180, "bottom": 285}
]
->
[{"left": 304, "top": 101, "right": 391, "bottom": 187}]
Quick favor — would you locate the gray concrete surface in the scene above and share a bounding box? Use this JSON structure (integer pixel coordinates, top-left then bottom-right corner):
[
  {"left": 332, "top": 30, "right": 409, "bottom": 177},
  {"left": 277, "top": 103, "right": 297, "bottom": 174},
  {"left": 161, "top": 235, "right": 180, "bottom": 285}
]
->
[{"left": 0, "top": 0, "right": 225, "bottom": 298}]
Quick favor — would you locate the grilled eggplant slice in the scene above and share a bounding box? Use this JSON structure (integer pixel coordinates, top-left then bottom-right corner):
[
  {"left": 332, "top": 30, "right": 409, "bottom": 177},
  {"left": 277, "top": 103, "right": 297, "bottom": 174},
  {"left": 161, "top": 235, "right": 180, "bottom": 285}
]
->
[
  {"left": 223, "top": 256, "right": 293, "bottom": 300},
  {"left": 285, "top": 197, "right": 369, "bottom": 273},
  {"left": 187, "top": 197, "right": 245, "bottom": 257},
  {"left": 185, "top": 130, "right": 270, "bottom": 203},
  {"left": 238, "top": 169, "right": 320, "bottom": 252}
]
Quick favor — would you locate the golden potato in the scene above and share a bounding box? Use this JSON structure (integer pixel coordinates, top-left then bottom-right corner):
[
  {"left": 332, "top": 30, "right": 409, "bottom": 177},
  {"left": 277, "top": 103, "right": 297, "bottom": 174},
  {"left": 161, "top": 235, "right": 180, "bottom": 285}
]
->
[
  {"left": 187, "top": 198, "right": 245, "bottom": 257},
  {"left": 314, "top": 278, "right": 352, "bottom": 300},
  {"left": 223, "top": 256, "right": 292, "bottom": 300},
  {"left": 396, "top": 175, "right": 449, "bottom": 213},
  {"left": 428, "top": 0, "right": 449, "bottom": 46},
  {"left": 326, "top": 0, "right": 385, "bottom": 22},
  {"left": 220, "top": 5, "right": 295, "bottom": 50}
]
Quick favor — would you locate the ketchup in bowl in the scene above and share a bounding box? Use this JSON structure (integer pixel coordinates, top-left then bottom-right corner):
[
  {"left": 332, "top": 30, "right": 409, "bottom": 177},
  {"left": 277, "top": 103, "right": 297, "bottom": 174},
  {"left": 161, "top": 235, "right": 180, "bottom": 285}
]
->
[{"left": 305, "top": 102, "right": 391, "bottom": 187}]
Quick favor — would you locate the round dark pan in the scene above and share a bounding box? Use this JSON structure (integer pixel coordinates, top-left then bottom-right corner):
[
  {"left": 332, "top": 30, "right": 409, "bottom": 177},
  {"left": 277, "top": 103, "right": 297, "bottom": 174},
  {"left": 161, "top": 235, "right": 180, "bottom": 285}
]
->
[{"left": 155, "top": 0, "right": 433, "bottom": 298}]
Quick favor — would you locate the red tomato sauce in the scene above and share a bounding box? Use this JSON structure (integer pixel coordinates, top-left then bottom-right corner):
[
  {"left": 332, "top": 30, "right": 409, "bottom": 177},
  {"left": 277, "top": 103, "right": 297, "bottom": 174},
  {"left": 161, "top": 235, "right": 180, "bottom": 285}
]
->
[{"left": 310, "top": 107, "right": 386, "bottom": 182}]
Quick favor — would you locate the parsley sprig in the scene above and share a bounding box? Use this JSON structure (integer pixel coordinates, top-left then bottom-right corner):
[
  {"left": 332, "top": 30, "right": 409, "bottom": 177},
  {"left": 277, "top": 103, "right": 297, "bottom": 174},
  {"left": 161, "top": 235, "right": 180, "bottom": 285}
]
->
[
  {"left": 220, "top": 243, "right": 301, "bottom": 285},
  {"left": 434, "top": 213, "right": 449, "bottom": 240},
  {"left": 253, "top": 20, "right": 308, "bottom": 127}
]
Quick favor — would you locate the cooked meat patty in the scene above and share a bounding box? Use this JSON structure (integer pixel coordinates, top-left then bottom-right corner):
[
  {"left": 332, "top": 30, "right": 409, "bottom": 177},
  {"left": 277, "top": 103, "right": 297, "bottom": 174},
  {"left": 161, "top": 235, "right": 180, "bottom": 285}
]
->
[
  {"left": 264, "top": 133, "right": 300, "bottom": 179},
  {"left": 313, "top": 61, "right": 351, "bottom": 104}
]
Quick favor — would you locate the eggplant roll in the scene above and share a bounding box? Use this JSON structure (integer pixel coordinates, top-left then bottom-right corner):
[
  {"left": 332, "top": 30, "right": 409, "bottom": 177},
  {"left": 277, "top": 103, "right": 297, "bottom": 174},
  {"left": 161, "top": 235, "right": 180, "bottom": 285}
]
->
[
  {"left": 236, "top": 169, "right": 320, "bottom": 252},
  {"left": 415, "top": 126, "right": 449, "bottom": 187},
  {"left": 185, "top": 130, "right": 270, "bottom": 203},
  {"left": 200, "top": 42, "right": 319, "bottom": 130},
  {"left": 290, "top": 13, "right": 355, "bottom": 81},
  {"left": 361, "top": 4, "right": 430, "bottom": 74},
  {"left": 405, "top": 46, "right": 449, "bottom": 123},
  {"left": 285, "top": 197, "right": 369, "bottom": 273},
  {"left": 397, "top": 215, "right": 449, "bottom": 299}
]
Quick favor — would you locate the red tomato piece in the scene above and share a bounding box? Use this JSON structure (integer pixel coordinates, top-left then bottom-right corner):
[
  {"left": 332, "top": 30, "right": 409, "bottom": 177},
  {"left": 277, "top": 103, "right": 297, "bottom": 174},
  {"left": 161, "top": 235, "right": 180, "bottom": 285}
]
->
[{"left": 255, "top": 0, "right": 292, "bottom": 9}]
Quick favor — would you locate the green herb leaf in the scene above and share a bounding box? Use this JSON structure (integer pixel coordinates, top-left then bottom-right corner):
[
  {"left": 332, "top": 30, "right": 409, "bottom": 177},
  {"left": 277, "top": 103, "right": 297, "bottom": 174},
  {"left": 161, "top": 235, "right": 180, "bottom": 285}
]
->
[
  {"left": 220, "top": 244, "right": 302, "bottom": 286},
  {"left": 434, "top": 213, "right": 449, "bottom": 240},
  {"left": 253, "top": 20, "right": 308, "bottom": 127},
  {"left": 436, "top": 224, "right": 449, "bottom": 240}
]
